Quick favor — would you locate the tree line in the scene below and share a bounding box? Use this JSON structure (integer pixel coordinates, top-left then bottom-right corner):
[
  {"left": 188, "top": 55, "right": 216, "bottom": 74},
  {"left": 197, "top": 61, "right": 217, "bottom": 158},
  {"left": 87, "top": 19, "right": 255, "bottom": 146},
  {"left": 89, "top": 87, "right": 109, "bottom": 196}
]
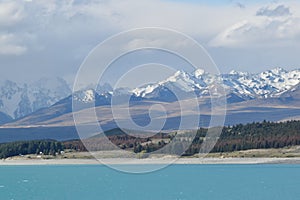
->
[
  {"left": 185, "top": 120, "right": 300, "bottom": 155},
  {"left": 1, "top": 120, "right": 300, "bottom": 158},
  {"left": 0, "top": 140, "right": 64, "bottom": 159},
  {"left": 64, "top": 120, "right": 300, "bottom": 155}
]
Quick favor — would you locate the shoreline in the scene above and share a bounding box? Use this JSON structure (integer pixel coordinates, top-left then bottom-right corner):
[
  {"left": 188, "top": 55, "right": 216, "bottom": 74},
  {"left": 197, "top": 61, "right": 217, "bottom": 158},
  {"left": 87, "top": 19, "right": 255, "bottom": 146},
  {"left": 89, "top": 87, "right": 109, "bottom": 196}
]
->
[{"left": 1, "top": 157, "right": 300, "bottom": 165}]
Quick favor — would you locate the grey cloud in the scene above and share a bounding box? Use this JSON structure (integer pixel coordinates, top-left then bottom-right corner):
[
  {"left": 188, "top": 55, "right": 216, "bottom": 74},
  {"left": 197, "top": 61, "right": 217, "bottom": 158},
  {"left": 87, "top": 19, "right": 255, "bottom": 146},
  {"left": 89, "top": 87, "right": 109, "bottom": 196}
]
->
[
  {"left": 256, "top": 5, "right": 291, "bottom": 17},
  {"left": 210, "top": 16, "right": 300, "bottom": 48},
  {"left": 1, "top": 0, "right": 300, "bottom": 82},
  {"left": 210, "top": 3, "right": 300, "bottom": 48},
  {"left": 0, "top": 33, "right": 28, "bottom": 55},
  {"left": 235, "top": 2, "right": 245, "bottom": 9}
]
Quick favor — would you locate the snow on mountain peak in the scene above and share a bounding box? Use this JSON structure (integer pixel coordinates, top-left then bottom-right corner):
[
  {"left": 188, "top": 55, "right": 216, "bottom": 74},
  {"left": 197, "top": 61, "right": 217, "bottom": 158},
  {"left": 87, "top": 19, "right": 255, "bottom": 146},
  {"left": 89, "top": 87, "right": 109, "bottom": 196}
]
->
[
  {"left": 132, "top": 69, "right": 212, "bottom": 98},
  {"left": 228, "top": 70, "right": 249, "bottom": 76},
  {"left": 194, "top": 69, "right": 205, "bottom": 78},
  {"left": 166, "top": 70, "right": 188, "bottom": 82},
  {"left": 73, "top": 89, "right": 96, "bottom": 103},
  {"left": 0, "top": 77, "right": 71, "bottom": 119},
  {"left": 1, "top": 68, "right": 300, "bottom": 120},
  {"left": 269, "top": 67, "right": 287, "bottom": 75},
  {"left": 131, "top": 67, "right": 300, "bottom": 100}
]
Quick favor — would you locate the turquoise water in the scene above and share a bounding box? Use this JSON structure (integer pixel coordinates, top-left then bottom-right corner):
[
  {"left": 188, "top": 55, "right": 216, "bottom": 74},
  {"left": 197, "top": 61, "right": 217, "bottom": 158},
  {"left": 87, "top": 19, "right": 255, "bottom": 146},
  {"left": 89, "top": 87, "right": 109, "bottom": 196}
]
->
[{"left": 0, "top": 164, "right": 299, "bottom": 200}]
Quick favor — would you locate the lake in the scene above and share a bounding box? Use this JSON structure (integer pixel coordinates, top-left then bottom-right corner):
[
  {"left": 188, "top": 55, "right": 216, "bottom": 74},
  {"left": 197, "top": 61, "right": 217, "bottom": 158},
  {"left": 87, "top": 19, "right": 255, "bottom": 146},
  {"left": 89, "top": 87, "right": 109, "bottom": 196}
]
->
[{"left": 0, "top": 164, "right": 299, "bottom": 200}]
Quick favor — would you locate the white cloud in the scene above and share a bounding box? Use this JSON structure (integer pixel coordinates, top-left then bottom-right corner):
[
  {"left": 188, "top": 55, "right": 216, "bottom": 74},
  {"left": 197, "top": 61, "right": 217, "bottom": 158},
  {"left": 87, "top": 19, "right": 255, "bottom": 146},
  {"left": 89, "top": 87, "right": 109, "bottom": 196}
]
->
[
  {"left": 210, "top": 3, "right": 300, "bottom": 48},
  {"left": 7, "top": 0, "right": 251, "bottom": 39},
  {"left": 104, "top": 0, "right": 249, "bottom": 37},
  {"left": 0, "top": 33, "right": 27, "bottom": 55},
  {"left": 1, "top": 0, "right": 300, "bottom": 80},
  {"left": 0, "top": 2, "right": 24, "bottom": 27},
  {"left": 0, "top": 1, "right": 26, "bottom": 55},
  {"left": 0, "top": 0, "right": 250, "bottom": 56},
  {"left": 2, "top": 0, "right": 300, "bottom": 53}
]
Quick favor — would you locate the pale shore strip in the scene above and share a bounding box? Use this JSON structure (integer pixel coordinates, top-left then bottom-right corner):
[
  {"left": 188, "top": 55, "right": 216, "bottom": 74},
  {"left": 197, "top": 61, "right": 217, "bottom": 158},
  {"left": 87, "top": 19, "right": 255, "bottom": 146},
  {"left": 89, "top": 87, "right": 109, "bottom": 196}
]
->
[{"left": 1, "top": 157, "right": 300, "bottom": 165}]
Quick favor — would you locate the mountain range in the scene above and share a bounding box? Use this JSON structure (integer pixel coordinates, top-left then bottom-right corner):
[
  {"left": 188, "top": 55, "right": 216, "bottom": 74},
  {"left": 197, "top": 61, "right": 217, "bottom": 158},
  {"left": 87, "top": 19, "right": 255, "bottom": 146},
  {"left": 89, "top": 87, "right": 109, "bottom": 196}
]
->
[
  {"left": 0, "top": 67, "right": 300, "bottom": 142},
  {"left": 1, "top": 67, "right": 300, "bottom": 129},
  {"left": 131, "top": 67, "right": 300, "bottom": 100},
  {"left": 0, "top": 77, "right": 71, "bottom": 120}
]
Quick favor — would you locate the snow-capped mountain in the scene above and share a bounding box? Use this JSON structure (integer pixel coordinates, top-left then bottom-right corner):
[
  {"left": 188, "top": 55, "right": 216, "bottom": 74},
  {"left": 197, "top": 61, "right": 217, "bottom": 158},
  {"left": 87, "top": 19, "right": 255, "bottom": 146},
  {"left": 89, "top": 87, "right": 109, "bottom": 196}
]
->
[
  {"left": 132, "top": 67, "right": 300, "bottom": 101},
  {"left": 67, "top": 67, "right": 300, "bottom": 106},
  {"left": 73, "top": 89, "right": 112, "bottom": 106},
  {"left": 0, "top": 77, "right": 71, "bottom": 119},
  {"left": 4, "top": 67, "right": 300, "bottom": 128},
  {"left": 72, "top": 89, "right": 97, "bottom": 103},
  {"left": 1, "top": 67, "right": 300, "bottom": 122},
  {"left": 131, "top": 69, "right": 217, "bottom": 101},
  {"left": 223, "top": 68, "right": 300, "bottom": 99}
]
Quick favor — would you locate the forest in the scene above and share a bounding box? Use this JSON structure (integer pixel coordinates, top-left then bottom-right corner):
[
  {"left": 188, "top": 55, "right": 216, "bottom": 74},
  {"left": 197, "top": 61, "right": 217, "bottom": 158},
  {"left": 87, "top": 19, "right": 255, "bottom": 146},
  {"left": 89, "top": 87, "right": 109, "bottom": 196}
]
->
[
  {"left": 185, "top": 120, "right": 300, "bottom": 155},
  {"left": 62, "top": 120, "right": 300, "bottom": 155},
  {"left": 1, "top": 120, "right": 300, "bottom": 158},
  {"left": 0, "top": 140, "right": 64, "bottom": 159}
]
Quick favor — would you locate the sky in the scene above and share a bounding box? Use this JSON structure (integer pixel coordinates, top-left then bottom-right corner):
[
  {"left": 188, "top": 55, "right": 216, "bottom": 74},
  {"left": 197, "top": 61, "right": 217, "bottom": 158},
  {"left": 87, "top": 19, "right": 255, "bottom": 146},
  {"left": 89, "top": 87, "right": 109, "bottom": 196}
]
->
[{"left": 1, "top": 0, "right": 300, "bottom": 85}]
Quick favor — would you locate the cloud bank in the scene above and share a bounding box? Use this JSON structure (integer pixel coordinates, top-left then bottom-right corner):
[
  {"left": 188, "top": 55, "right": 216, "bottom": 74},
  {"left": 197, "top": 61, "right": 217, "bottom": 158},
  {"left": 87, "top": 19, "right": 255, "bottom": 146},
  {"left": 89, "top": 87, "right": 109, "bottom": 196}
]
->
[
  {"left": 0, "top": 0, "right": 300, "bottom": 80},
  {"left": 210, "top": 3, "right": 300, "bottom": 47}
]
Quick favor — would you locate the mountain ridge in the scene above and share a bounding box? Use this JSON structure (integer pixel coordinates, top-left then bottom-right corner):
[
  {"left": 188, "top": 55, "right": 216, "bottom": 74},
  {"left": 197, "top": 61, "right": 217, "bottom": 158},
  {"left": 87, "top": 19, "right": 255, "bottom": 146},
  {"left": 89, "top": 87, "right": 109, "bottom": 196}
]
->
[
  {"left": 1, "top": 67, "right": 300, "bottom": 126},
  {"left": 0, "top": 77, "right": 71, "bottom": 120}
]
